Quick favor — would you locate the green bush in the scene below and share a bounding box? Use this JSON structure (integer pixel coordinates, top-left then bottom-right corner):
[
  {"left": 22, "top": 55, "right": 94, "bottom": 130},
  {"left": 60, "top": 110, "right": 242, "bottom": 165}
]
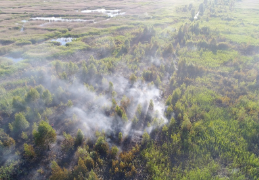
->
[
  {"left": 33, "top": 121, "right": 56, "bottom": 147},
  {"left": 75, "top": 129, "right": 84, "bottom": 145},
  {"left": 13, "top": 112, "right": 29, "bottom": 132},
  {"left": 24, "top": 143, "right": 36, "bottom": 158}
]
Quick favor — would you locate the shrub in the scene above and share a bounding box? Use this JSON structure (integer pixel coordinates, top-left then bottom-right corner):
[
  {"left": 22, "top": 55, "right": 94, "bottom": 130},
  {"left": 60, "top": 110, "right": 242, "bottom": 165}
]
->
[
  {"left": 94, "top": 136, "right": 109, "bottom": 156},
  {"left": 75, "top": 129, "right": 84, "bottom": 145},
  {"left": 25, "top": 88, "right": 40, "bottom": 103},
  {"left": 33, "top": 121, "right": 56, "bottom": 147},
  {"left": 16, "top": 40, "right": 32, "bottom": 46},
  {"left": 74, "top": 158, "right": 88, "bottom": 176},
  {"left": 66, "top": 100, "right": 73, "bottom": 107},
  {"left": 21, "top": 132, "right": 28, "bottom": 140},
  {"left": 12, "top": 96, "right": 26, "bottom": 111},
  {"left": 142, "top": 132, "right": 150, "bottom": 144},
  {"left": 0, "top": 129, "right": 15, "bottom": 150},
  {"left": 217, "top": 42, "right": 229, "bottom": 50},
  {"left": 129, "top": 74, "right": 137, "bottom": 84},
  {"left": 132, "top": 116, "right": 139, "bottom": 127},
  {"left": 85, "top": 156, "right": 94, "bottom": 170},
  {"left": 118, "top": 132, "right": 123, "bottom": 143},
  {"left": 76, "top": 146, "right": 88, "bottom": 159},
  {"left": 115, "top": 105, "right": 124, "bottom": 117},
  {"left": 110, "top": 146, "right": 119, "bottom": 158},
  {"left": 88, "top": 170, "right": 98, "bottom": 180},
  {"left": 24, "top": 143, "right": 36, "bottom": 159},
  {"left": 13, "top": 112, "right": 29, "bottom": 132},
  {"left": 42, "top": 90, "right": 52, "bottom": 105},
  {"left": 35, "top": 85, "right": 45, "bottom": 95},
  {"left": 155, "top": 75, "right": 161, "bottom": 87},
  {"left": 61, "top": 132, "right": 74, "bottom": 152},
  {"left": 50, "top": 161, "right": 69, "bottom": 180}
]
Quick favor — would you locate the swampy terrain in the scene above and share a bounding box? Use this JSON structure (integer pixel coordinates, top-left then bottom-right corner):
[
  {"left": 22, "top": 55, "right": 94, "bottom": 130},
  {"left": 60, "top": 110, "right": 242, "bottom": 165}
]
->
[{"left": 0, "top": 0, "right": 259, "bottom": 179}]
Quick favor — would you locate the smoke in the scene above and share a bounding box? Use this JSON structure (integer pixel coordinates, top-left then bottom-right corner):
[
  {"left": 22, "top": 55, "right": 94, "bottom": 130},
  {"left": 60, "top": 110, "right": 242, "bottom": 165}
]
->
[
  {"left": 150, "top": 56, "right": 161, "bottom": 66},
  {"left": 31, "top": 67, "right": 168, "bottom": 145},
  {"left": 59, "top": 74, "right": 168, "bottom": 142},
  {"left": 69, "top": 107, "right": 113, "bottom": 138}
]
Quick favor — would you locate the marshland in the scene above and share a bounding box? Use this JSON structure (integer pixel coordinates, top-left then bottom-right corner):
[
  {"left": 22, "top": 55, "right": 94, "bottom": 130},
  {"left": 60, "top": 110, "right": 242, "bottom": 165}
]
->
[{"left": 1, "top": 0, "right": 259, "bottom": 179}]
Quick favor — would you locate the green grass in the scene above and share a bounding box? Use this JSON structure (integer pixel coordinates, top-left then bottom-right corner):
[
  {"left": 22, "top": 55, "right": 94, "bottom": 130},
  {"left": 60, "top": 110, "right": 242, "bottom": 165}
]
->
[{"left": 179, "top": 49, "right": 239, "bottom": 68}]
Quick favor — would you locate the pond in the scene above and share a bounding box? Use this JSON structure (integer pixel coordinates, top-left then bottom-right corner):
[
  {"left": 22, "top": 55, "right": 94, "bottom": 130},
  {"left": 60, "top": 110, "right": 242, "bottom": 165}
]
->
[
  {"left": 5, "top": 57, "right": 24, "bottom": 63},
  {"left": 21, "top": 20, "right": 28, "bottom": 32},
  {"left": 81, "top": 9, "right": 125, "bottom": 18},
  {"left": 30, "top": 17, "right": 94, "bottom": 22},
  {"left": 51, "top": 38, "right": 75, "bottom": 46}
]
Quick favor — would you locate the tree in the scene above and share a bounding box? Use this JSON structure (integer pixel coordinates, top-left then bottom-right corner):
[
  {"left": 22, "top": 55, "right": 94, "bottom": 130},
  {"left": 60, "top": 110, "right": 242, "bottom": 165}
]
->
[
  {"left": 109, "top": 82, "right": 114, "bottom": 92},
  {"left": 124, "top": 39, "right": 130, "bottom": 50},
  {"left": 85, "top": 156, "right": 94, "bottom": 170},
  {"left": 88, "top": 63, "right": 97, "bottom": 77},
  {"left": 61, "top": 132, "right": 74, "bottom": 152},
  {"left": 115, "top": 105, "right": 124, "bottom": 117},
  {"left": 110, "top": 146, "right": 119, "bottom": 158},
  {"left": 67, "top": 61, "right": 78, "bottom": 76},
  {"left": 60, "top": 72, "right": 67, "bottom": 80},
  {"left": 148, "top": 100, "right": 154, "bottom": 112},
  {"left": 75, "top": 129, "right": 84, "bottom": 145},
  {"left": 191, "top": 9, "right": 195, "bottom": 18},
  {"left": 21, "top": 131, "right": 28, "bottom": 140},
  {"left": 118, "top": 132, "right": 123, "bottom": 142},
  {"left": 35, "top": 84, "right": 45, "bottom": 95},
  {"left": 155, "top": 75, "right": 161, "bottom": 87},
  {"left": 0, "top": 129, "right": 15, "bottom": 151},
  {"left": 132, "top": 116, "right": 139, "bottom": 128},
  {"left": 142, "top": 132, "right": 150, "bottom": 144},
  {"left": 172, "top": 88, "right": 181, "bottom": 105},
  {"left": 13, "top": 112, "right": 29, "bottom": 132},
  {"left": 42, "top": 90, "right": 52, "bottom": 105},
  {"left": 76, "top": 146, "right": 89, "bottom": 159},
  {"left": 66, "top": 100, "right": 73, "bottom": 107},
  {"left": 94, "top": 136, "right": 109, "bottom": 156},
  {"left": 25, "top": 88, "right": 40, "bottom": 103},
  {"left": 33, "top": 121, "right": 56, "bottom": 147},
  {"left": 209, "top": 38, "right": 217, "bottom": 53},
  {"left": 88, "top": 170, "right": 98, "bottom": 180},
  {"left": 199, "top": 3, "right": 205, "bottom": 16},
  {"left": 81, "top": 65, "right": 88, "bottom": 82},
  {"left": 182, "top": 113, "right": 192, "bottom": 131},
  {"left": 163, "top": 43, "right": 174, "bottom": 57},
  {"left": 50, "top": 161, "right": 69, "bottom": 180},
  {"left": 12, "top": 96, "right": 26, "bottom": 111},
  {"left": 166, "top": 106, "right": 173, "bottom": 119},
  {"left": 55, "top": 60, "right": 62, "bottom": 74},
  {"left": 24, "top": 143, "right": 36, "bottom": 159},
  {"left": 74, "top": 157, "right": 88, "bottom": 176},
  {"left": 129, "top": 74, "right": 137, "bottom": 84}
]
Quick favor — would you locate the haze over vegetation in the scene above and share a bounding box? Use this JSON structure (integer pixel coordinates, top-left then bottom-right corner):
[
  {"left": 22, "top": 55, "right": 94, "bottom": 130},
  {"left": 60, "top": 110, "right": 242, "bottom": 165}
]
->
[{"left": 0, "top": 0, "right": 259, "bottom": 179}]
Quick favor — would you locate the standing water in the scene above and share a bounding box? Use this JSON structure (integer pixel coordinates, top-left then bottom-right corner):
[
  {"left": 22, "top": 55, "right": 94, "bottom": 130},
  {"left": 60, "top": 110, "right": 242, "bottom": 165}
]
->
[
  {"left": 31, "top": 17, "right": 94, "bottom": 22},
  {"left": 81, "top": 9, "right": 125, "bottom": 18},
  {"left": 51, "top": 38, "right": 75, "bottom": 46},
  {"left": 5, "top": 57, "right": 24, "bottom": 63},
  {"left": 20, "top": 20, "right": 27, "bottom": 32}
]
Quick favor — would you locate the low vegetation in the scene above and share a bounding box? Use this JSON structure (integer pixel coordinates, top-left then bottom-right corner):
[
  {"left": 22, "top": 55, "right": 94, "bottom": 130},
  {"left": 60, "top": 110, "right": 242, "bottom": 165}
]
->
[{"left": 0, "top": 0, "right": 259, "bottom": 179}]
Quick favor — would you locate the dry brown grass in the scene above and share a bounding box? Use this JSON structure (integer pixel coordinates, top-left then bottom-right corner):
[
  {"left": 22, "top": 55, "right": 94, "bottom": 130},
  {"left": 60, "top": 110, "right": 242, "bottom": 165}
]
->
[{"left": 0, "top": 0, "right": 230, "bottom": 55}]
